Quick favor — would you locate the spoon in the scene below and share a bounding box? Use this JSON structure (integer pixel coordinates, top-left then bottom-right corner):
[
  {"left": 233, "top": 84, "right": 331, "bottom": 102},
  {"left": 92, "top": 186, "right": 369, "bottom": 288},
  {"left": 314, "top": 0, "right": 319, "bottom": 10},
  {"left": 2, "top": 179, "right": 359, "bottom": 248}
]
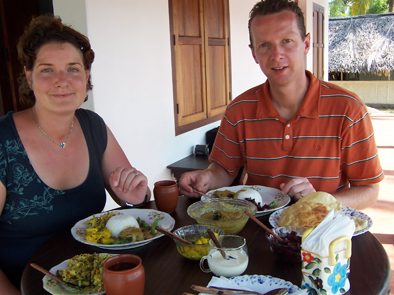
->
[
  {"left": 193, "top": 188, "right": 213, "bottom": 200},
  {"left": 207, "top": 229, "right": 235, "bottom": 260},
  {"left": 30, "top": 263, "right": 69, "bottom": 287},
  {"left": 156, "top": 226, "right": 192, "bottom": 245},
  {"left": 244, "top": 211, "right": 284, "bottom": 243}
]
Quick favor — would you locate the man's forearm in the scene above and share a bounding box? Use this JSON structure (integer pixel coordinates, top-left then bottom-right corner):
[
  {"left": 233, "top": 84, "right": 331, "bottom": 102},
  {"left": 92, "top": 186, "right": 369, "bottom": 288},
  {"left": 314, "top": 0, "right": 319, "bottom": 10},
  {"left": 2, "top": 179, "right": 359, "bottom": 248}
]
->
[
  {"left": 332, "top": 183, "right": 380, "bottom": 210},
  {"left": 206, "top": 163, "right": 237, "bottom": 191}
]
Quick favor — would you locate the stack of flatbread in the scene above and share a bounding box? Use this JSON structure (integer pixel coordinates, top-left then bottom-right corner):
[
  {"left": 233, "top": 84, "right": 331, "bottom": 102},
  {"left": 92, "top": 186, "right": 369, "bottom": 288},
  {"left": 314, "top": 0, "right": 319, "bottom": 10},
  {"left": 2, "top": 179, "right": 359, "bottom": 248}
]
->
[{"left": 278, "top": 192, "right": 342, "bottom": 228}]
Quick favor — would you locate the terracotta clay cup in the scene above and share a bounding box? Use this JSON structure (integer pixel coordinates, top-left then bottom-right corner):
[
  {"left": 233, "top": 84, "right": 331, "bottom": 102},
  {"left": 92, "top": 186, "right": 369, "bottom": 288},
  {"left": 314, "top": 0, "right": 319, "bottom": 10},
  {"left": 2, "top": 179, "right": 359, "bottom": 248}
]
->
[
  {"left": 102, "top": 254, "right": 145, "bottom": 295},
  {"left": 153, "top": 180, "right": 179, "bottom": 213}
]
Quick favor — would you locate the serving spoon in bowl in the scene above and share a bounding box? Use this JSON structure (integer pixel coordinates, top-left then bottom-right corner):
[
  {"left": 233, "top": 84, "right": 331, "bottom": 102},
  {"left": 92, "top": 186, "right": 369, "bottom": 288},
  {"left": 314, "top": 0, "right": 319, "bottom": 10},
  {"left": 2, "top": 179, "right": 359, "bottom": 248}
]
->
[
  {"left": 207, "top": 229, "right": 235, "bottom": 260},
  {"left": 244, "top": 211, "right": 284, "bottom": 243},
  {"left": 156, "top": 226, "right": 192, "bottom": 244}
]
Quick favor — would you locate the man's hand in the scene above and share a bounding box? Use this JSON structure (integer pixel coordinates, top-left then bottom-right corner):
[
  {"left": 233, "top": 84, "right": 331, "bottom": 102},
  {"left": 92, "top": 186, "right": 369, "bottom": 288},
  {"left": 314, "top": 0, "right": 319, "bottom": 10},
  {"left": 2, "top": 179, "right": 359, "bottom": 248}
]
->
[
  {"left": 178, "top": 170, "right": 212, "bottom": 198},
  {"left": 179, "top": 163, "right": 237, "bottom": 198},
  {"left": 280, "top": 178, "right": 316, "bottom": 201}
]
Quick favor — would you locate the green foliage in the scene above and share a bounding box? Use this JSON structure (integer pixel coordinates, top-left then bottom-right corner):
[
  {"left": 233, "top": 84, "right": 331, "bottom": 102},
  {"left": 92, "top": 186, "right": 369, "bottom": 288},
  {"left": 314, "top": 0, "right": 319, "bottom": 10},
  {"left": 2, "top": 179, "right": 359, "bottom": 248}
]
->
[
  {"left": 329, "top": 0, "right": 389, "bottom": 16},
  {"left": 349, "top": 0, "right": 372, "bottom": 15},
  {"left": 330, "top": 0, "right": 350, "bottom": 16},
  {"left": 368, "top": 0, "right": 389, "bottom": 13}
]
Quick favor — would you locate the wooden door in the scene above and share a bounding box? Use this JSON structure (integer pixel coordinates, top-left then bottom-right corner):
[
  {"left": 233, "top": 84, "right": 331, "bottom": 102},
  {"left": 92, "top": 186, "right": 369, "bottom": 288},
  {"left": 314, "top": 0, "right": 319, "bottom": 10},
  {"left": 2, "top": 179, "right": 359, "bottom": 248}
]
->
[{"left": 0, "top": 0, "right": 52, "bottom": 116}]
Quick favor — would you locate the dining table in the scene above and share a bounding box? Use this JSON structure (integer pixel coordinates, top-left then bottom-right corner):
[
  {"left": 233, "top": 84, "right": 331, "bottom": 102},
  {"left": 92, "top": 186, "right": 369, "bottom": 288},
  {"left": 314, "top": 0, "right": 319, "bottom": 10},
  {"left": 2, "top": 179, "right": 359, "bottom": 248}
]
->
[{"left": 21, "top": 196, "right": 391, "bottom": 295}]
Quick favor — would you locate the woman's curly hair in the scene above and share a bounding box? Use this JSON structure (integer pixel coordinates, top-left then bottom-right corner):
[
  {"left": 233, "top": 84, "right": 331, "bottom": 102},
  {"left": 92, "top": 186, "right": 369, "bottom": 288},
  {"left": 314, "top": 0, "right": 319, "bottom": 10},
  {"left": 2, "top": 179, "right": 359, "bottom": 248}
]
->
[{"left": 17, "top": 14, "right": 95, "bottom": 107}]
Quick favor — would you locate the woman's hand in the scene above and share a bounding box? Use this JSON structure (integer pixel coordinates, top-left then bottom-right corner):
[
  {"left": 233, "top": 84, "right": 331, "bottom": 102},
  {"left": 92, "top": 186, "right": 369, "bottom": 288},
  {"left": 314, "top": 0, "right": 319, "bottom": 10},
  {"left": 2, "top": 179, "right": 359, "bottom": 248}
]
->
[
  {"left": 280, "top": 178, "right": 316, "bottom": 201},
  {"left": 109, "top": 167, "right": 148, "bottom": 204}
]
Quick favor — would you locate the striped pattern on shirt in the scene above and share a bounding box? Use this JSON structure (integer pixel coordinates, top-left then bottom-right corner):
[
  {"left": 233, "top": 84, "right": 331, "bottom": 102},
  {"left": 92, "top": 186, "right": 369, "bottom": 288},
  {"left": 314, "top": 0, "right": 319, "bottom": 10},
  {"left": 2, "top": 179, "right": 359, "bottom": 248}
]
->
[{"left": 209, "top": 71, "right": 384, "bottom": 193}]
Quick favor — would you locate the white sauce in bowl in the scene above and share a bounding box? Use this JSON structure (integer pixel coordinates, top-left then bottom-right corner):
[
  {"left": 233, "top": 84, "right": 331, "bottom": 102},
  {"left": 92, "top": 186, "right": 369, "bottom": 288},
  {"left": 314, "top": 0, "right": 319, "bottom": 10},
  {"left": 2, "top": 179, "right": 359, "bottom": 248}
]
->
[{"left": 208, "top": 249, "right": 248, "bottom": 277}]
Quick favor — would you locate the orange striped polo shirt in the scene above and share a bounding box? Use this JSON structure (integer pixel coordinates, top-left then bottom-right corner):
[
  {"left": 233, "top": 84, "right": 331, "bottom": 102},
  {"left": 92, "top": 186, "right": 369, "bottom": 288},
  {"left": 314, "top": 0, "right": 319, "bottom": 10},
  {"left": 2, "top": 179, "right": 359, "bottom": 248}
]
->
[{"left": 209, "top": 71, "right": 384, "bottom": 193}]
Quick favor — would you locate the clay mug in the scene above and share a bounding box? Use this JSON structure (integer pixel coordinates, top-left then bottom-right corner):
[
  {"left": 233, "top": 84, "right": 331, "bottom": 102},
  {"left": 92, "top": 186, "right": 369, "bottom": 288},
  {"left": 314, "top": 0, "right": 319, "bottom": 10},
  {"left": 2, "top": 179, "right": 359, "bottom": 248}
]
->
[
  {"left": 153, "top": 180, "right": 179, "bottom": 213},
  {"left": 102, "top": 254, "right": 145, "bottom": 295}
]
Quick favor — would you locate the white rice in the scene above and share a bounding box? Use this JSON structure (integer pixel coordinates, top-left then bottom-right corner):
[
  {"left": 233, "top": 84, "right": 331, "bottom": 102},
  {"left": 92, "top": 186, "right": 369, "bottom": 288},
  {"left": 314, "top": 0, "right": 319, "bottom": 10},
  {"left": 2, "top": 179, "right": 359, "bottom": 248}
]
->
[
  {"left": 105, "top": 215, "right": 139, "bottom": 238},
  {"left": 237, "top": 188, "right": 264, "bottom": 205}
]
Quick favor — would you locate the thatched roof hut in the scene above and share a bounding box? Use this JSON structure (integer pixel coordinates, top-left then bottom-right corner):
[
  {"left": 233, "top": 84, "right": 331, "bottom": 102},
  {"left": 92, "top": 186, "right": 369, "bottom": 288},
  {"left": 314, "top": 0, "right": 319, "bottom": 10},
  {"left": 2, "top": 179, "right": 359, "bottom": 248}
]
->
[{"left": 329, "top": 13, "right": 394, "bottom": 75}]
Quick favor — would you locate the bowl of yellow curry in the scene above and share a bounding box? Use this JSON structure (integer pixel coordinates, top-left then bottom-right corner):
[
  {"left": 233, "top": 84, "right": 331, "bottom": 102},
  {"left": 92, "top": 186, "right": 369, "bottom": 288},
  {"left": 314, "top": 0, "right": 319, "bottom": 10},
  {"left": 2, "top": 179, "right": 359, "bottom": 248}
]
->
[
  {"left": 173, "top": 225, "right": 224, "bottom": 260},
  {"left": 187, "top": 199, "right": 257, "bottom": 234}
]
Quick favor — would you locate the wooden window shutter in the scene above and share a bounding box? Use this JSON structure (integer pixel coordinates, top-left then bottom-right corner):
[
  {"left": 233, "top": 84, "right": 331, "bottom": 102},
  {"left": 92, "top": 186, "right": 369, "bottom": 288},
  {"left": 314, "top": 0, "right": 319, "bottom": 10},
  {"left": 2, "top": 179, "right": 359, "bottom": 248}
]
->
[
  {"left": 204, "top": 0, "right": 230, "bottom": 117},
  {"left": 170, "top": 0, "right": 231, "bottom": 133},
  {"left": 173, "top": 0, "right": 207, "bottom": 126},
  {"left": 313, "top": 3, "right": 324, "bottom": 80}
]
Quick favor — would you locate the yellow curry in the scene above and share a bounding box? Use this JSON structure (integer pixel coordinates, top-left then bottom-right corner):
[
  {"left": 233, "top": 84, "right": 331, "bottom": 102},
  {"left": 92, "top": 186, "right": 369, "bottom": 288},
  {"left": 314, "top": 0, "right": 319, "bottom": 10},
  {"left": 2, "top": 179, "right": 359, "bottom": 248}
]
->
[{"left": 200, "top": 210, "right": 244, "bottom": 221}]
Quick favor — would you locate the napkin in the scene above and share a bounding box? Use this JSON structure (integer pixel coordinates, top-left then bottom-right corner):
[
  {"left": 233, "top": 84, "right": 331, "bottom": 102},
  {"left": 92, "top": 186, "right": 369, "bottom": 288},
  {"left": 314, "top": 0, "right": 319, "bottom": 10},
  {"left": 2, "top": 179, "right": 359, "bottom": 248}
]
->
[
  {"left": 207, "top": 276, "right": 308, "bottom": 294},
  {"left": 301, "top": 209, "right": 355, "bottom": 257}
]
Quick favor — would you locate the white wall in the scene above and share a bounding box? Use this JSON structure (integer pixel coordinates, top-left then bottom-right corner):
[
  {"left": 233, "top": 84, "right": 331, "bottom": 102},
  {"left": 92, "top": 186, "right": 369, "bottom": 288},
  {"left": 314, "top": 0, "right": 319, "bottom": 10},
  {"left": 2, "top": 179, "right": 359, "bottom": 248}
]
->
[
  {"left": 229, "top": 1, "right": 268, "bottom": 97},
  {"left": 53, "top": 0, "right": 95, "bottom": 111},
  {"left": 53, "top": 0, "right": 327, "bottom": 210},
  {"left": 330, "top": 81, "right": 394, "bottom": 105},
  {"left": 53, "top": 0, "right": 87, "bottom": 35}
]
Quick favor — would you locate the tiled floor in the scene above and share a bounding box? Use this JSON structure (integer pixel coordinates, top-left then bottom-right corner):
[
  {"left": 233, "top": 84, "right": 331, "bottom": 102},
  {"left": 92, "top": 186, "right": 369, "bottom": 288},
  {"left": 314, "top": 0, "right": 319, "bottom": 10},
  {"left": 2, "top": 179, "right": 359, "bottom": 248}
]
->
[{"left": 364, "top": 109, "right": 394, "bottom": 293}]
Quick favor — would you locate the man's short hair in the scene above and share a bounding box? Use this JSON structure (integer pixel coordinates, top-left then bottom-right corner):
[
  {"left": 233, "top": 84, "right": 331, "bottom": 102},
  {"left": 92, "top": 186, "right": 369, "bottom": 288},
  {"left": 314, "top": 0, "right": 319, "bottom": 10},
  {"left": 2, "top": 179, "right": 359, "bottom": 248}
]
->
[{"left": 248, "top": 0, "right": 306, "bottom": 49}]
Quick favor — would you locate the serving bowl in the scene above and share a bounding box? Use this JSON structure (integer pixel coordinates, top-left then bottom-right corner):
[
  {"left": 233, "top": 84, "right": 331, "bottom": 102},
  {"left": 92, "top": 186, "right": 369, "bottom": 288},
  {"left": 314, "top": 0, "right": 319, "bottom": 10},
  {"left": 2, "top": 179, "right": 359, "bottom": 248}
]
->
[
  {"left": 173, "top": 225, "right": 224, "bottom": 260},
  {"left": 187, "top": 199, "right": 257, "bottom": 234},
  {"left": 265, "top": 226, "right": 307, "bottom": 263}
]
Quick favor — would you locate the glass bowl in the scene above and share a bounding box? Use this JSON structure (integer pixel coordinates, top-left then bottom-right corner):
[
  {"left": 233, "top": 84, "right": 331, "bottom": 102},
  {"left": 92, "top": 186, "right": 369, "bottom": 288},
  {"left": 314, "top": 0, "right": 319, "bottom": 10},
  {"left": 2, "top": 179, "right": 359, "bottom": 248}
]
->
[
  {"left": 187, "top": 199, "right": 257, "bottom": 234},
  {"left": 172, "top": 225, "right": 224, "bottom": 260},
  {"left": 265, "top": 226, "right": 307, "bottom": 263}
]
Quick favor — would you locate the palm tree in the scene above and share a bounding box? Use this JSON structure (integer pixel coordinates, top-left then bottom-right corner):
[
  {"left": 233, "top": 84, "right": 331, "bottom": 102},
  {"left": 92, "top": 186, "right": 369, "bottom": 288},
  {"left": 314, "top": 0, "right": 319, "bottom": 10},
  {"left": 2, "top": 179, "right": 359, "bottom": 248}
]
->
[
  {"left": 329, "top": 0, "right": 391, "bottom": 16},
  {"left": 349, "top": 0, "right": 372, "bottom": 15}
]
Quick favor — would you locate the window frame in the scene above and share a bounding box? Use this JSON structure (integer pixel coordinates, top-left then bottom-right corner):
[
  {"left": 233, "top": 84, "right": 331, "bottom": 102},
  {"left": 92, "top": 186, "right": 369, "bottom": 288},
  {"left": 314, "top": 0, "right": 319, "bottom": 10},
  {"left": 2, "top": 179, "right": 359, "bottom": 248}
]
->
[
  {"left": 313, "top": 3, "right": 325, "bottom": 80},
  {"left": 168, "top": 0, "right": 232, "bottom": 136}
]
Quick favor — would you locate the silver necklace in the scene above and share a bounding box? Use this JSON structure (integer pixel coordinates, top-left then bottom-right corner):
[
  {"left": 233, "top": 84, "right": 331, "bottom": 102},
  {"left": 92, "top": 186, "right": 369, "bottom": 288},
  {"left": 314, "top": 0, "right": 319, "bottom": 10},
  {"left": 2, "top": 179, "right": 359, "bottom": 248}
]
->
[{"left": 32, "top": 108, "right": 74, "bottom": 149}]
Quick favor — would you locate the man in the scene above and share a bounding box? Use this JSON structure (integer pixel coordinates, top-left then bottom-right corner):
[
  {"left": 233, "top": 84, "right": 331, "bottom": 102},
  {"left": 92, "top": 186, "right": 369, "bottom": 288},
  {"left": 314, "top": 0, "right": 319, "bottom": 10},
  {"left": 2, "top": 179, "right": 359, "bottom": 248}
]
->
[{"left": 179, "top": 0, "right": 383, "bottom": 209}]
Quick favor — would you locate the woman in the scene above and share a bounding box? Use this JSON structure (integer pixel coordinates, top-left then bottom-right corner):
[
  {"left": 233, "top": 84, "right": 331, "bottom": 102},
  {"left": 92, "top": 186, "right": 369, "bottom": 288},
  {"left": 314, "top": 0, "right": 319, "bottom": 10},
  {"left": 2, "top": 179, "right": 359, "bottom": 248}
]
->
[{"left": 0, "top": 15, "right": 150, "bottom": 294}]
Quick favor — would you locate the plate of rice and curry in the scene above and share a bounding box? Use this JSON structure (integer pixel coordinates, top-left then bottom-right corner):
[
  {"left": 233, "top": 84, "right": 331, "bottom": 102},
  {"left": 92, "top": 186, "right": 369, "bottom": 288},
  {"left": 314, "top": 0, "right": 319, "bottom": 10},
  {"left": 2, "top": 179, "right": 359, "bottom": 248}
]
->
[
  {"left": 268, "top": 191, "right": 372, "bottom": 236},
  {"left": 201, "top": 185, "right": 291, "bottom": 217},
  {"left": 71, "top": 209, "right": 175, "bottom": 250},
  {"left": 43, "top": 253, "right": 112, "bottom": 295}
]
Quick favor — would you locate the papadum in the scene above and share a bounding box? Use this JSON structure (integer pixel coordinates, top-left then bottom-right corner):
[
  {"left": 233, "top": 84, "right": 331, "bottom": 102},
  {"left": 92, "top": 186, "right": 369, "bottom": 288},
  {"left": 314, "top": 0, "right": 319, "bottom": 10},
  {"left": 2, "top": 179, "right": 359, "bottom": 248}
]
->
[{"left": 278, "top": 191, "right": 342, "bottom": 227}]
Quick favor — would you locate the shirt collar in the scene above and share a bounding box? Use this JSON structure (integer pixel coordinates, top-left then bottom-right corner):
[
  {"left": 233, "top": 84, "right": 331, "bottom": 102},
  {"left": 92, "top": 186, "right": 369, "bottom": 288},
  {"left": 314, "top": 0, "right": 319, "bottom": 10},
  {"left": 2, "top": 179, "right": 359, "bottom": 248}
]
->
[{"left": 256, "top": 71, "right": 320, "bottom": 120}]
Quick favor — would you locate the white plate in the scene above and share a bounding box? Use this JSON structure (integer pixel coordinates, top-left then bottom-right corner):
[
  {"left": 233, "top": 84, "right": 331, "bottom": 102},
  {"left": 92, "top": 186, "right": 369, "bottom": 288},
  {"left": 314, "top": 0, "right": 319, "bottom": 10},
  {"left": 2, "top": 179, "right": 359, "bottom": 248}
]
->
[
  {"left": 202, "top": 185, "right": 290, "bottom": 217},
  {"left": 269, "top": 206, "right": 372, "bottom": 236},
  {"left": 204, "top": 275, "right": 302, "bottom": 294},
  {"left": 71, "top": 209, "right": 175, "bottom": 250},
  {"left": 43, "top": 254, "right": 114, "bottom": 295}
]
